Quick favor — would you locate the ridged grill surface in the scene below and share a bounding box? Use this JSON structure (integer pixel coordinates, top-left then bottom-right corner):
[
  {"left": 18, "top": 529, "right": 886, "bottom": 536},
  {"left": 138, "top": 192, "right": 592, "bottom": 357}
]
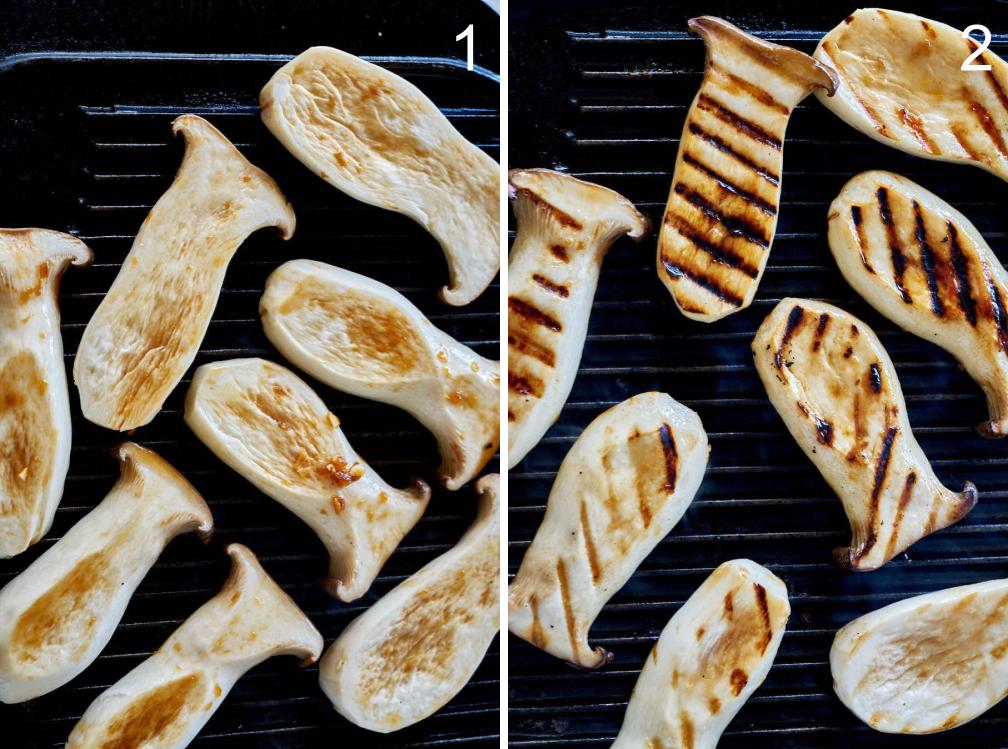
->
[
  {"left": 0, "top": 53, "right": 498, "bottom": 748},
  {"left": 509, "top": 4, "right": 1008, "bottom": 747}
]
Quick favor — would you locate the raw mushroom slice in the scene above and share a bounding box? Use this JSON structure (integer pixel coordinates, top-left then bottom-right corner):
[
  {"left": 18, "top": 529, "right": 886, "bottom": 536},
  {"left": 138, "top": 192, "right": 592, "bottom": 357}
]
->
[
  {"left": 184, "top": 357, "right": 430, "bottom": 602},
  {"left": 509, "top": 392, "right": 708, "bottom": 668},
  {"left": 611, "top": 560, "right": 789, "bottom": 749},
  {"left": 507, "top": 169, "right": 648, "bottom": 468},
  {"left": 828, "top": 170, "right": 1008, "bottom": 438},
  {"left": 657, "top": 16, "right": 837, "bottom": 322},
  {"left": 832, "top": 577, "right": 1008, "bottom": 734},
  {"left": 260, "top": 259, "right": 499, "bottom": 490},
  {"left": 319, "top": 474, "right": 499, "bottom": 733},
  {"left": 0, "top": 228, "right": 92, "bottom": 559},
  {"left": 260, "top": 47, "right": 499, "bottom": 306},
  {"left": 0, "top": 443, "right": 213, "bottom": 704},
  {"left": 66, "top": 544, "right": 322, "bottom": 749},
  {"left": 752, "top": 298, "right": 977, "bottom": 571},
  {"left": 815, "top": 9, "right": 1008, "bottom": 181},
  {"left": 74, "top": 114, "right": 295, "bottom": 431}
]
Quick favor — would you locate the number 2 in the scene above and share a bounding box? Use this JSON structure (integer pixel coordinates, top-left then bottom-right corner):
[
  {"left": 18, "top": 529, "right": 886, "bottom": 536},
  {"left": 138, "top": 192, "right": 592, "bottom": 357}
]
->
[
  {"left": 962, "top": 24, "right": 992, "bottom": 71},
  {"left": 457, "top": 24, "right": 474, "bottom": 72}
]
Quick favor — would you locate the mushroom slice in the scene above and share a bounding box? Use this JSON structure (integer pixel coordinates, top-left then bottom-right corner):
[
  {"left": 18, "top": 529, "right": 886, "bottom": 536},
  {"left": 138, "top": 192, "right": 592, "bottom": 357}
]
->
[
  {"left": 829, "top": 170, "right": 1008, "bottom": 438},
  {"left": 74, "top": 114, "right": 295, "bottom": 431},
  {"left": 66, "top": 544, "right": 322, "bottom": 749},
  {"left": 0, "top": 443, "right": 213, "bottom": 704},
  {"left": 815, "top": 9, "right": 1008, "bottom": 180},
  {"left": 259, "top": 47, "right": 499, "bottom": 306},
  {"left": 0, "top": 229, "right": 91, "bottom": 558},
  {"left": 611, "top": 560, "right": 789, "bottom": 749},
  {"left": 319, "top": 473, "right": 499, "bottom": 733},
  {"left": 260, "top": 259, "right": 499, "bottom": 490},
  {"left": 657, "top": 16, "right": 837, "bottom": 322},
  {"left": 752, "top": 298, "right": 977, "bottom": 571},
  {"left": 509, "top": 392, "right": 708, "bottom": 668},
  {"left": 184, "top": 358, "right": 430, "bottom": 602},
  {"left": 507, "top": 169, "right": 648, "bottom": 468},
  {"left": 832, "top": 577, "right": 1008, "bottom": 734}
]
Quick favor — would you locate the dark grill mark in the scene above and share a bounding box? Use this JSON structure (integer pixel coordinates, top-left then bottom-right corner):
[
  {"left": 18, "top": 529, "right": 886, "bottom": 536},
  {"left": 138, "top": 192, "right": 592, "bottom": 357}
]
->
[
  {"left": 686, "top": 122, "right": 779, "bottom": 186},
  {"left": 814, "top": 417, "right": 833, "bottom": 446},
  {"left": 862, "top": 426, "right": 898, "bottom": 561},
  {"left": 658, "top": 423, "right": 678, "bottom": 493},
  {"left": 514, "top": 187, "right": 584, "bottom": 230},
  {"left": 869, "top": 363, "right": 882, "bottom": 393},
  {"left": 775, "top": 305, "right": 805, "bottom": 369},
  {"left": 988, "top": 278, "right": 1008, "bottom": 352},
  {"left": 695, "top": 94, "right": 783, "bottom": 149},
  {"left": 549, "top": 244, "right": 569, "bottom": 261},
  {"left": 850, "top": 205, "right": 874, "bottom": 273},
  {"left": 555, "top": 559, "right": 578, "bottom": 658},
  {"left": 579, "top": 500, "right": 601, "bottom": 584},
  {"left": 952, "top": 125, "right": 983, "bottom": 161},
  {"left": 531, "top": 273, "right": 569, "bottom": 298},
  {"left": 508, "top": 296, "right": 561, "bottom": 332},
  {"left": 913, "top": 201, "right": 944, "bottom": 316},
  {"left": 730, "top": 668, "right": 749, "bottom": 696},
  {"left": 508, "top": 370, "right": 542, "bottom": 398},
  {"left": 969, "top": 99, "right": 1008, "bottom": 158},
  {"left": 723, "top": 592, "right": 734, "bottom": 618},
  {"left": 877, "top": 188, "right": 911, "bottom": 303},
  {"left": 681, "top": 152, "right": 777, "bottom": 216},
  {"left": 661, "top": 256, "right": 744, "bottom": 307},
  {"left": 898, "top": 107, "right": 936, "bottom": 154},
  {"left": 508, "top": 331, "right": 555, "bottom": 368},
  {"left": 665, "top": 214, "right": 760, "bottom": 278},
  {"left": 753, "top": 582, "right": 773, "bottom": 654},
  {"left": 673, "top": 182, "right": 770, "bottom": 248},
  {"left": 812, "top": 313, "right": 830, "bottom": 351},
  {"left": 947, "top": 222, "right": 978, "bottom": 326},
  {"left": 710, "top": 63, "right": 789, "bottom": 115},
  {"left": 985, "top": 66, "right": 1008, "bottom": 119},
  {"left": 884, "top": 471, "right": 917, "bottom": 561}
]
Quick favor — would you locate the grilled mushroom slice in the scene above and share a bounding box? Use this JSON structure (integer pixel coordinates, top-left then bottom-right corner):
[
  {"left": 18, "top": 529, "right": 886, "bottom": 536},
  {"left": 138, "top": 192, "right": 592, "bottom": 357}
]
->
[
  {"left": 508, "top": 169, "right": 648, "bottom": 468},
  {"left": 185, "top": 358, "right": 430, "bottom": 602},
  {"left": 66, "top": 544, "right": 322, "bottom": 749},
  {"left": 260, "top": 47, "right": 499, "bottom": 306},
  {"left": 815, "top": 9, "right": 1008, "bottom": 180},
  {"left": 320, "top": 474, "right": 499, "bottom": 732},
  {"left": 74, "top": 114, "right": 295, "bottom": 431},
  {"left": 657, "top": 16, "right": 837, "bottom": 322},
  {"left": 0, "top": 229, "right": 91, "bottom": 559},
  {"left": 509, "top": 392, "right": 708, "bottom": 668},
  {"left": 611, "top": 560, "right": 789, "bottom": 749},
  {"left": 753, "top": 298, "right": 977, "bottom": 570},
  {"left": 260, "top": 259, "right": 499, "bottom": 490},
  {"left": 829, "top": 170, "right": 1008, "bottom": 438},
  {"left": 0, "top": 443, "right": 212, "bottom": 704}
]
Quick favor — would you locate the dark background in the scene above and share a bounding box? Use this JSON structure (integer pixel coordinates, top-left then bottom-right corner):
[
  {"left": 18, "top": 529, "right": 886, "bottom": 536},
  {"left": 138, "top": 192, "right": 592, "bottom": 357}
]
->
[
  {"left": 509, "top": 2, "right": 1008, "bottom": 748},
  {"left": 0, "top": 1, "right": 499, "bottom": 747}
]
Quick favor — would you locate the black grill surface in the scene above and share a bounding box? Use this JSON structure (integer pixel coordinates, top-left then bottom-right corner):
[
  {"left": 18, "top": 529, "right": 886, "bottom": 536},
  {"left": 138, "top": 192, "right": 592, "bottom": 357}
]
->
[
  {"left": 509, "top": 2, "right": 1008, "bottom": 747},
  {"left": 0, "top": 2, "right": 499, "bottom": 747}
]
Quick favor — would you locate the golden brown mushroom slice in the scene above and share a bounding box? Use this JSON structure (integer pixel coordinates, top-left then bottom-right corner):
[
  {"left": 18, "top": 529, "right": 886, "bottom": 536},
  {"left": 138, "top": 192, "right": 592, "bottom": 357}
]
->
[
  {"left": 66, "top": 544, "right": 322, "bottom": 749},
  {"left": 260, "top": 47, "right": 500, "bottom": 306},
  {"left": 507, "top": 168, "right": 648, "bottom": 468},
  {"left": 0, "top": 443, "right": 212, "bottom": 704},
  {"left": 657, "top": 16, "right": 837, "bottom": 322},
  {"left": 828, "top": 170, "right": 1008, "bottom": 438},
  {"left": 319, "top": 474, "right": 499, "bottom": 733},
  {"left": 74, "top": 114, "right": 295, "bottom": 431},
  {"left": 832, "top": 578, "right": 1008, "bottom": 734},
  {"left": 0, "top": 228, "right": 92, "bottom": 559},
  {"left": 611, "top": 560, "right": 789, "bottom": 749},
  {"left": 752, "top": 298, "right": 977, "bottom": 570},
  {"left": 815, "top": 9, "right": 1008, "bottom": 179},
  {"left": 184, "top": 358, "right": 430, "bottom": 602},
  {"left": 260, "top": 259, "right": 499, "bottom": 490}
]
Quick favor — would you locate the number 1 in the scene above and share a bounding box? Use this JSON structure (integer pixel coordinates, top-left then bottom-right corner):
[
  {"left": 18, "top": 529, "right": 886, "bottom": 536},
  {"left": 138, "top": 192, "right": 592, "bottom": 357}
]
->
[
  {"left": 457, "top": 24, "right": 474, "bottom": 71},
  {"left": 962, "top": 24, "right": 992, "bottom": 71}
]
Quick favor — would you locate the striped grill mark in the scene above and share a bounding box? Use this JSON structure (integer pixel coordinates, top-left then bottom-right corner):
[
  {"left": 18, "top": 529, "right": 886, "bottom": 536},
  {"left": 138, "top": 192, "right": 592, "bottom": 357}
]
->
[
  {"left": 947, "top": 222, "right": 978, "bottom": 326},
  {"left": 579, "top": 500, "right": 601, "bottom": 585},
  {"left": 951, "top": 124, "right": 983, "bottom": 161},
  {"left": 658, "top": 423, "right": 678, "bottom": 493},
  {"left": 988, "top": 277, "right": 1008, "bottom": 352},
  {"left": 695, "top": 93, "right": 783, "bottom": 149},
  {"left": 679, "top": 710, "right": 695, "bottom": 749},
  {"left": 555, "top": 559, "right": 578, "bottom": 658},
  {"left": 869, "top": 363, "right": 882, "bottom": 393},
  {"left": 508, "top": 296, "right": 562, "bottom": 332},
  {"left": 709, "top": 62, "right": 789, "bottom": 115},
  {"left": 775, "top": 305, "right": 805, "bottom": 369},
  {"left": 660, "top": 256, "right": 744, "bottom": 307},
  {"left": 968, "top": 99, "right": 1008, "bottom": 158},
  {"left": 729, "top": 668, "right": 749, "bottom": 696},
  {"left": 514, "top": 187, "right": 584, "bottom": 230},
  {"left": 508, "top": 331, "right": 555, "bottom": 367},
  {"left": 850, "top": 205, "right": 874, "bottom": 273},
  {"left": 549, "top": 244, "right": 569, "bottom": 261},
  {"left": 861, "top": 426, "right": 898, "bottom": 561},
  {"left": 665, "top": 214, "right": 760, "bottom": 278},
  {"left": 913, "top": 200, "right": 944, "bottom": 317},
  {"left": 753, "top": 582, "right": 773, "bottom": 654},
  {"left": 884, "top": 471, "right": 917, "bottom": 561},
  {"left": 877, "top": 187, "right": 911, "bottom": 303},
  {"left": 673, "top": 182, "right": 770, "bottom": 248},
  {"left": 531, "top": 273, "right": 569, "bottom": 298},
  {"left": 528, "top": 594, "right": 546, "bottom": 649},
  {"left": 984, "top": 65, "right": 1008, "bottom": 118},
  {"left": 686, "top": 123, "right": 780, "bottom": 186},
  {"left": 681, "top": 151, "right": 776, "bottom": 216},
  {"left": 508, "top": 370, "right": 543, "bottom": 398},
  {"left": 897, "top": 107, "right": 935, "bottom": 154},
  {"left": 812, "top": 312, "right": 830, "bottom": 351}
]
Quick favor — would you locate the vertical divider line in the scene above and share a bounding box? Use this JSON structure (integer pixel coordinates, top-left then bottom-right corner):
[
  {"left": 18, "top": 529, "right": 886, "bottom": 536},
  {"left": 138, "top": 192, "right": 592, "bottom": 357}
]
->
[{"left": 498, "top": 2, "right": 510, "bottom": 747}]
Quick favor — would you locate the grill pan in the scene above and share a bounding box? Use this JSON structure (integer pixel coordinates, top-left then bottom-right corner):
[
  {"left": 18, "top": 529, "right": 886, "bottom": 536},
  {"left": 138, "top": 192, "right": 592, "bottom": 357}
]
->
[
  {"left": 0, "top": 1, "right": 499, "bottom": 747},
  {"left": 508, "top": 2, "right": 1008, "bottom": 747}
]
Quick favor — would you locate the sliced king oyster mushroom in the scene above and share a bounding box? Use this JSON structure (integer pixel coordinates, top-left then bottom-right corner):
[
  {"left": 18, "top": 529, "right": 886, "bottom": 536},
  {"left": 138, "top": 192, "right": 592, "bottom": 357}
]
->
[
  {"left": 260, "top": 259, "right": 499, "bottom": 490},
  {"left": 0, "top": 443, "right": 213, "bottom": 704},
  {"left": 319, "top": 474, "right": 499, "bottom": 733},
  {"left": 815, "top": 9, "right": 1008, "bottom": 180},
  {"left": 657, "top": 16, "right": 837, "bottom": 322},
  {"left": 611, "top": 560, "right": 789, "bottom": 749},
  {"left": 507, "top": 169, "right": 649, "bottom": 468},
  {"left": 0, "top": 228, "right": 92, "bottom": 559},
  {"left": 753, "top": 298, "right": 977, "bottom": 570},
  {"left": 184, "top": 357, "right": 430, "bottom": 602},
  {"left": 828, "top": 170, "right": 1008, "bottom": 438},
  {"left": 509, "top": 392, "right": 709, "bottom": 668},
  {"left": 832, "top": 577, "right": 1008, "bottom": 734},
  {"left": 66, "top": 544, "right": 322, "bottom": 749},
  {"left": 260, "top": 47, "right": 499, "bottom": 306},
  {"left": 74, "top": 114, "right": 295, "bottom": 431}
]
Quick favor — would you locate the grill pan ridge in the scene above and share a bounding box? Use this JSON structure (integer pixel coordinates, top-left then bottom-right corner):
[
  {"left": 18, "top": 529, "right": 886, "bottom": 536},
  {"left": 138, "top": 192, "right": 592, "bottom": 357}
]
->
[
  {"left": 509, "top": 2, "right": 1008, "bottom": 747},
  {"left": 0, "top": 2, "right": 500, "bottom": 746}
]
